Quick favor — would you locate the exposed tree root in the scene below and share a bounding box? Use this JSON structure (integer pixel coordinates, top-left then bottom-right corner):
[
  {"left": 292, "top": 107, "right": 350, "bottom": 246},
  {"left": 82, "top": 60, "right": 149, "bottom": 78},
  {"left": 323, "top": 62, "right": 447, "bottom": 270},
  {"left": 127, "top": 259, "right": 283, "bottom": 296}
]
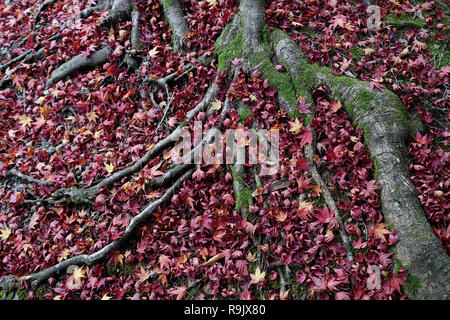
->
[
  {"left": 0, "top": 169, "right": 193, "bottom": 290},
  {"left": 0, "top": 49, "right": 32, "bottom": 72},
  {"left": 160, "top": 0, "right": 190, "bottom": 53},
  {"left": 45, "top": 45, "right": 112, "bottom": 88},
  {"left": 0, "top": 48, "right": 45, "bottom": 88},
  {"left": 305, "top": 144, "right": 354, "bottom": 262},
  {"left": 45, "top": 0, "right": 143, "bottom": 87},
  {"left": 5, "top": 169, "right": 53, "bottom": 187},
  {"left": 33, "top": 0, "right": 56, "bottom": 26}
]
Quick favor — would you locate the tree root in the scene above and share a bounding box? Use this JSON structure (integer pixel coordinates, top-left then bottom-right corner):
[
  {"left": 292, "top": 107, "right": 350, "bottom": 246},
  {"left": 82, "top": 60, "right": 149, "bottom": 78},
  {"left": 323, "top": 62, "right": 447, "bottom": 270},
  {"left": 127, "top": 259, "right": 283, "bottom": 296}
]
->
[
  {"left": 33, "top": 0, "right": 56, "bottom": 26},
  {"left": 160, "top": 0, "right": 190, "bottom": 54},
  {"left": 0, "top": 169, "right": 193, "bottom": 290},
  {"left": 305, "top": 144, "right": 354, "bottom": 262},
  {"left": 45, "top": 45, "right": 112, "bottom": 88},
  {"left": 5, "top": 169, "right": 53, "bottom": 187},
  {"left": 45, "top": 0, "right": 143, "bottom": 87},
  {"left": 0, "top": 48, "right": 45, "bottom": 88},
  {"left": 0, "top": 49, "right": 32, "bottom": 72}
]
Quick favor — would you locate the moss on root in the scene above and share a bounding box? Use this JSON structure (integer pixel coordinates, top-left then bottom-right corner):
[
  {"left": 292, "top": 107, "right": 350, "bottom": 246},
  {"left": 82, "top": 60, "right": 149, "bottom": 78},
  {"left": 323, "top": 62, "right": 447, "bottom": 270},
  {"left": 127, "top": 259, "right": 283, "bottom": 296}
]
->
[
  {"left": 238, "top": 104, "right": 253, "bottom": 123},
  {"left": 214, "top": 27, "right": 244, "bottom": 72},
  {"left": 162, "top": 0, "right": 178, "bottom": 8},
  {"left": 231, "top": 164, "right": 252, "bottom": 213},
  {"left": 384, "top": 13, "right": 426, "bottom": 29}
]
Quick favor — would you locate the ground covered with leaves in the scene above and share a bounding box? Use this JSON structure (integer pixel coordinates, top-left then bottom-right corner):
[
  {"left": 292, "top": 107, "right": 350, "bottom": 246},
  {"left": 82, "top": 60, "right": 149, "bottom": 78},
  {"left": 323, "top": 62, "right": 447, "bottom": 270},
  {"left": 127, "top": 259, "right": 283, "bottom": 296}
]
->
[{"left": 0, "top": 0, "right": 448, "bottom": 300}]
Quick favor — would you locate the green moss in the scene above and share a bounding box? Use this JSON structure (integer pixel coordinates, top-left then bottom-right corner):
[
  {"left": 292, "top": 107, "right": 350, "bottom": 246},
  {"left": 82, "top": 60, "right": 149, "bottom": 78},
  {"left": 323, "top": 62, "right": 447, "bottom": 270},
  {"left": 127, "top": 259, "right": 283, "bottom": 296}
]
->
[
  {"left": 426, "top": 36, "right": 450, "bottom": 67},
  {"left": 162, "top": 0, "right": 177, "bottom": 8},
  {"left": 247, "top": 50, "right": 299, "bottom": 115},
  {"left": 215, "top": 31, "right": 244, "bottom": 72},
  {"left": 238, "top": 104, "right": 253, "bottom": 123},
  {"left": 15, "top": 289, "right": 28, "bottom": 300},
  {"left": 384, "top": 13, "right": 426, "bottom": 29},
  {"left": 231, "top": 164, "right": 252, "bottom": 213},
  {"left": 34, "top": 284, "right": 50, "bottom": 300},
  {"left": 405, "top": 274, "right": 422, "bottom": 295},
  {"left": 350, "top": 46, "right": 365, "bottom": 61},
  {"left": 106, "top": 262, "right": 135, "bottom": 276},
  {"left": 392, "top": 258, "right": 422, "bottom": 296}
]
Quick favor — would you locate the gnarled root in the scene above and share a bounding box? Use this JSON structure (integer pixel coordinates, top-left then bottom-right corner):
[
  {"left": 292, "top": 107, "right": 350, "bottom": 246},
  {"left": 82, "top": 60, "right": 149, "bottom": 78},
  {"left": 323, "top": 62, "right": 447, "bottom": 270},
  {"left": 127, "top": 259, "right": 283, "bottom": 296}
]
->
[
  {"left": 160, "top": 0, "right": 190, "bottom": 54},
  {"left": 0, "top": 169, "right": 193, "bottom": 290},
  {"left": 45, "top": 45, "right": 112, "bottom": 88}
]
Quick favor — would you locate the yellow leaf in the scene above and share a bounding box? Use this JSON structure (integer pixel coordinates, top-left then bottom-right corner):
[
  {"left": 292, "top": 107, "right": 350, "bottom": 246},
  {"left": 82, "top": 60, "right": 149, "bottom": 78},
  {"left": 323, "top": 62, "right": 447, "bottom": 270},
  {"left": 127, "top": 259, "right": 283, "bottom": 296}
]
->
[
  {"left": 72, "top": 266, "right": 86, "bottom": 285},
  {"left": 298, "top": 201, "right": 314, "bottom": 212},
  {"left": 399, "top": 47, "right": 409, "bottom": 58},
  {"left": 19, "top": 115, "right": 32, "bottom": 128},
  {"left": 104, "top": 162, "right": 115, "bottom": 174},
  {"left": 136, "top": 266, "right": 151, "bottom": 283},
  {"left": 65, "top": 116, "right": 76, "bottom": 124},
  {"left": 249, "top": 94, "right": 258, "bottom": 102},
  {"left": 94, "top": 130, "right": 103, "bottom": 140},
  {"left": 148, "top": 46, "right": 159, "bottom": 59},
  {"left": 246, "top": 251, "right": 257, "bottom": 262},
  {"left": 51, "top": 88, "right": 62, "bottom": 98},
  {"left": 289, "top": 118, "right": 303, "bottom": 135},
  {"left": 87, "top": 111, "right": 98, "bottom": 123},
  {"left": 372, "top": 223, "right": 391, "bottom": 241},
  {"left": 58, "top": 248, "right": 70, "bottom": 262},
  {"left": 0, "top": 227, "right": 11, "bottom": 240},
  {"left": 207, "top": 0, "right": 217, "bottom": 6},
  {"left": 119, "top": 30, "right": 126, "bottom": 41},
  {"left": 108, "top": 27, "right": 115, "bottom": 41},
  {"left": 250, "top": 267, "right": 266, "bottom": 284},
  {"left": 210, "top": 98, "right": 222, "bottom": 111},
  {"left": 199, "top": 252, "right": 225, "bottom": 267},
  {"left": 101, "top": 294, "right": 112, "bottom": 300},
  {"left": 433, "top": 190, "right": 443, "bottom": 197}
]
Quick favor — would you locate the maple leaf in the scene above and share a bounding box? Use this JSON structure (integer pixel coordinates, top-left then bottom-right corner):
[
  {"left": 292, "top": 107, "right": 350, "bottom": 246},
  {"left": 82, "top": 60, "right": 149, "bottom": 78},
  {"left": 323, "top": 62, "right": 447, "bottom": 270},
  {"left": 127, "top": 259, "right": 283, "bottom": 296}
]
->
[
  {"left": 87, "top": 111, "right": 98, "bottom": 123},
  {"left": 335, "top": 291, "right": 351, "bottom": 300},
  {"left": 372, "top": 222, "right": 391, "bottom": 241},
  {"left": 330, "top": 100, "right": 342, "bottom": 113},
  {"left": 72, "top": 266, "right": 86, "bottom": 286},
  {"left": 19, "top": 115, "right": 31, "bottom": 128},
  {"left": 210, "top": 98, "right": 222, "bottom": 111},
  {"left": 136, "top": 266, "right": 152, "bottom": 283},
  {"left": 246, "top": 251, "right": 257, "bottom": 262},
  {"left": 280, "top": 289, "right": 289, "bottom": 300},
  {"left": 159, "top": 254, "right": 171, "bottom": 269},
  {"left": 299, "top": 130, "right": 313, "bottom": 146},
  {"left": 297, "top": 97, "right": 311, "bottom": 114},
  {"left": 104, "top": 162, "right": 115, "bottom": 174},
  {"left": 250, "top": 267, "right": 266, "bottom": 284},
  {"left": 389, "top": 274, "right": 404, "bottom": 293},
  {"left": 58, "top": 248, "right": 70, "bottom": 262},
  {"left": 231, "top": 57, "right": 241, "bottom": 66},
  {"left": 168, "top": 285, "right": 187, "bottom": 300},
  {"left": 148, "top": 46, "right": 159, "bottom": 59},
  {"left": 289, "top": 118, "right": 303, "bottom": 135},
  {"left": 0, "top": 227, "right": 11, "bottom": 240}
]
